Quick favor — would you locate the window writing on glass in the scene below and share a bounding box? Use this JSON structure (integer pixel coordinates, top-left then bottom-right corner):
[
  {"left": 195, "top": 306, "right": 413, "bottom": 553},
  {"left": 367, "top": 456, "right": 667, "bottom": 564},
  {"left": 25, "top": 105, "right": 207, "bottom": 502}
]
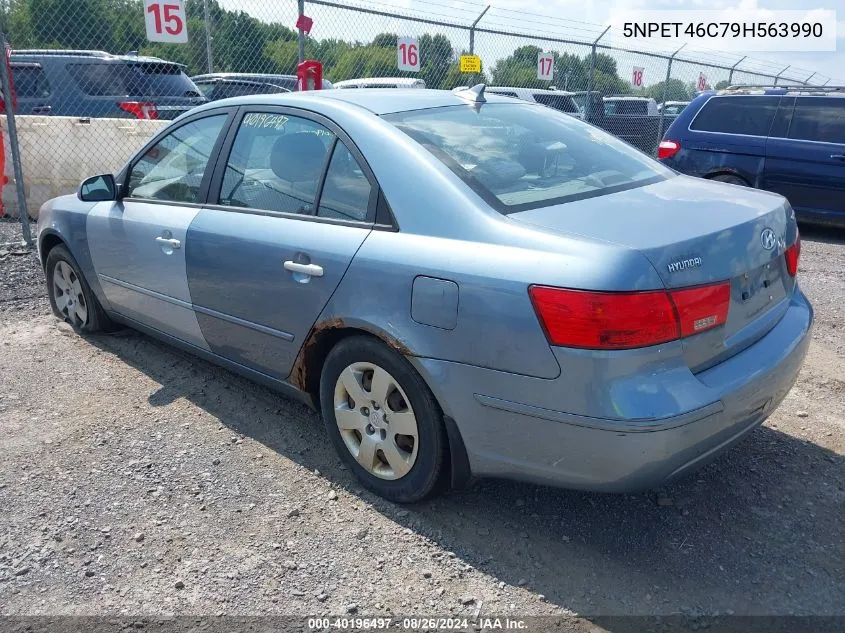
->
[
  {"left": 218, "top": 112, "right": 334, "bottom": 214},
  {"left": 127, "top": 114, "right": 226, "bottom": 203}
]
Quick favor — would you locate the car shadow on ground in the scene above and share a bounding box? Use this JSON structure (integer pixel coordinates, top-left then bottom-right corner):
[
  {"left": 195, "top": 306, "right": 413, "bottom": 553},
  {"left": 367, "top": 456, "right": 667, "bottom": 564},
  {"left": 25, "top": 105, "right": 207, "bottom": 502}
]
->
[
  {"left": 799, "top": 222, "right": 845, "bottom": 245},
  {"left": 84, "top": 329, "right": 844, "bottom": 620}
]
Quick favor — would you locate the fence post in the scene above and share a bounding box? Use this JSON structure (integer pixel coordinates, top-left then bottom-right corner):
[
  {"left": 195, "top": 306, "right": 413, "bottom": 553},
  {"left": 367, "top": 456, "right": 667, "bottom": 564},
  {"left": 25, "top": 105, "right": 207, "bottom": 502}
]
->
[
  {"left": 297, "top": 0, "right": 305, "bottom": 64},
  {"left": 468, "top": 5, "right": 490, "bottom": 55},
  {"left": 203, "top": 0, "right": 213, "bottom": 73},
  {"left": 823, "top": 79, "right": 830, "bottom": 86},
  {"left": 804, "top": 72, "right": 816, "bottom": 86},
  {"left": 728, "top": 55, "right": 746, "bottom": 86},
  {"left": 656, "top": 43, "right": 686, "bottom": 153},
  {"left": 585, "top": 25, "right": 610, "bottom": 122},
  {"left": 773, "top": 65, "right": 790, "bottom": 86},
  {"left": 0, "top": 34, "right": 32, "bottom": 246}
]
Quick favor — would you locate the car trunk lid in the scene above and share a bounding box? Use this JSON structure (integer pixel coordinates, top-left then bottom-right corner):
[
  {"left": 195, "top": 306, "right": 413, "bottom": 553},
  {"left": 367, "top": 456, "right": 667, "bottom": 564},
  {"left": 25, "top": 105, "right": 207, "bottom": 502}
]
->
[{"left": 509, "top": 175, "right": 797, "bottom": 371}]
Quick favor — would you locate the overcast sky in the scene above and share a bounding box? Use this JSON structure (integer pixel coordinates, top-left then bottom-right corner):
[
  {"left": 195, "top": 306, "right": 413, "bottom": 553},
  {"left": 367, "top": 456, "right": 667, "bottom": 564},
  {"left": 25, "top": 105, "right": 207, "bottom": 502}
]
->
[{"left": 224, "top": 0, "right": 843, "bottom": 85}]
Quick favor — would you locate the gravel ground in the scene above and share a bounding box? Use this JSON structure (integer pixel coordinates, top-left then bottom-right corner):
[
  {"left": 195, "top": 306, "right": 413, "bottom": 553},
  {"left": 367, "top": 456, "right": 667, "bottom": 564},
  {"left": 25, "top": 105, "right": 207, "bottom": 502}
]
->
[{"left": 0, "top": 217, "right": 843, "bottom": 625}]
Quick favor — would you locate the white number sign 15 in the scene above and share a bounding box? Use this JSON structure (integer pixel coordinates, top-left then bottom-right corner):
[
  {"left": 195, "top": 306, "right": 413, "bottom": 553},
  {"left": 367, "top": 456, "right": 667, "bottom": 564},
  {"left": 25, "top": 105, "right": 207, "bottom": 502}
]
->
[
  {"left": 397, "top": 37, "right": 420, "bottom": 72},
  {"left": 537, "top": 52, "right": 554, "bottom": 81},
  {"left": 144, "top": 0, "right": 188, "bottom": 43}
]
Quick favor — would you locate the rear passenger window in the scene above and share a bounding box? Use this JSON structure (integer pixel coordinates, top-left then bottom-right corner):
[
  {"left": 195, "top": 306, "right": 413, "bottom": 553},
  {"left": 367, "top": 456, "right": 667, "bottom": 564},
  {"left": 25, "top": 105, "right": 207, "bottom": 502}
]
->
[
  {"left": 317, "top": 143, "right": 373, "bottom": 222},
  {"left": 12, "top": 66, "right": 51, "bottom": 98},
  {"left": 788, "top": 98, "right": 845, "bottom": 144},
  {"left": 219, "top": 112, "right": 334, "bottom": 214},
  {"left": 68, "top": 64, "right": 130, "bottom": 96},
  {"left": 689, "top": 96, "right": 780, "bottom": 136}
]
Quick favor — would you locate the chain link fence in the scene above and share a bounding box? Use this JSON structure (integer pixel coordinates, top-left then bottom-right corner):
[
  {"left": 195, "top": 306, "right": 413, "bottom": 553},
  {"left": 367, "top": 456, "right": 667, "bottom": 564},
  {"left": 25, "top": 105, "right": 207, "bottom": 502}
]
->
[{"left": 0, "top": 0, "right": 837, "bottom": 234}]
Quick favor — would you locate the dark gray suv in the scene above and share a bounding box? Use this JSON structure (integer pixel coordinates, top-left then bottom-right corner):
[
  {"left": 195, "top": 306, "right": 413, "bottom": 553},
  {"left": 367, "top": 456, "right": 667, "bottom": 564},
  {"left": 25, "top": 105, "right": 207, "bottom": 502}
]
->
[{"left": 6, "top": 50, "right": 207, "bottom": 119}]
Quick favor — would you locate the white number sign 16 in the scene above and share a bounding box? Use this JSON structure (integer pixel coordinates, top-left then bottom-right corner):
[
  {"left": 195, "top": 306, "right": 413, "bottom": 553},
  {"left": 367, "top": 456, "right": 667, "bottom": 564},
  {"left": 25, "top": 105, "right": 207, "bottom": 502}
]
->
[
  {"left": 144, "top": 0, "right": 188, "bottom": 43},
  {"left": 537, "top": 52, "right": 554, "bottom": 81},
  {"left": 397, "top": 37, "right": 420, "bottom": 72}
]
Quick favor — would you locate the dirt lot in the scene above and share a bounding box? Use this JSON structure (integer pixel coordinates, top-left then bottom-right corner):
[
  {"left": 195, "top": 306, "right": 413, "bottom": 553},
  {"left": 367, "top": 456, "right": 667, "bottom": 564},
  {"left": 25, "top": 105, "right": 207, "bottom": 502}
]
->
[{"left": 1, "top": 218, "right": 843, "bottom": 626}]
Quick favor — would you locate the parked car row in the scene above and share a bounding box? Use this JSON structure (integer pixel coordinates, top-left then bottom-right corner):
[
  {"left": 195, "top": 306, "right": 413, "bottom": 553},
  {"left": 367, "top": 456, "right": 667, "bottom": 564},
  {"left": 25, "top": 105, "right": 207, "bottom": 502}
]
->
[
  {"left": 659, "top": 86, "right": 845, "bottom": 227},
  {"left": 3, "top": 48, "right": 840, "bottom": 227}
]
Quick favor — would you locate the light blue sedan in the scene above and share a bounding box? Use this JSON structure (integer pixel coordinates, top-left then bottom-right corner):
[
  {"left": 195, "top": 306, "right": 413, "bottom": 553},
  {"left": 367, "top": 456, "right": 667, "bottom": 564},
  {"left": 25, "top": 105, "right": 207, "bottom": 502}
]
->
[{"left": 36, "top": 85, "right": 812, "bottom": 503}]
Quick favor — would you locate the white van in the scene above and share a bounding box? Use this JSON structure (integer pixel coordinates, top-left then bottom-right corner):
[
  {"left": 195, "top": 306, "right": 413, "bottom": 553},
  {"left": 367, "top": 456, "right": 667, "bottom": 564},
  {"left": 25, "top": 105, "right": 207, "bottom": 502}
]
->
[
  {"left": 485, "top": 86, "right": 581, "bottom": 118},
  {"left": 333, "top": 77, "right": 426, "bottom": 89}
]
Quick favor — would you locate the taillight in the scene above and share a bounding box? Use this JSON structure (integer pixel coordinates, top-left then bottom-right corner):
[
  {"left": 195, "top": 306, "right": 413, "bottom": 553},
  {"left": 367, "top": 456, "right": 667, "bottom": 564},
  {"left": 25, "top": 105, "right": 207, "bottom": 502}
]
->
[
  {"left": 670, "top": 283, "right": 731, "bottom": 337},
  {"left": 529, "top": 282, "right": 731, "bottom": 350},
  {"left": 657, "top": 140, "right": 681, "bottom": 159},
  {"left": 117, "top": 101, "right": 159, "bottom": 120},
  {"left": 785, "top": 232, "right": 800, "bottom": 277}
]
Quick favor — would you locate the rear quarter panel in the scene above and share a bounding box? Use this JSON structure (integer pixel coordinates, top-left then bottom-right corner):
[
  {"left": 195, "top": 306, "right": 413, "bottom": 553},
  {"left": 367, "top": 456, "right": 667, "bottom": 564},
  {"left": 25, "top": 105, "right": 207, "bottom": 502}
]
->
[{"left": 317, "top": 224, "right": 666, "bottom": 381}]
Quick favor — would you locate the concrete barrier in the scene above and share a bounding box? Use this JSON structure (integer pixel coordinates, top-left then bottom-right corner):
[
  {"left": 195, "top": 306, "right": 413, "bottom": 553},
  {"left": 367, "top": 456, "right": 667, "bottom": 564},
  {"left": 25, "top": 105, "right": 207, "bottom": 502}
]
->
[{"left": 1, "top": 115, "right": 166, "bottom": 219}]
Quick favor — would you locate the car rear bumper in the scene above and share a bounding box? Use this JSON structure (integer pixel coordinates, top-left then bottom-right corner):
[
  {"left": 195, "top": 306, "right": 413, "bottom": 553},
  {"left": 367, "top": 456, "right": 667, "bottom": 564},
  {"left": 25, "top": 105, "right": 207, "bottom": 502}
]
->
[{"left": 411, "top": 288, "right": 813, "bottom": 492}]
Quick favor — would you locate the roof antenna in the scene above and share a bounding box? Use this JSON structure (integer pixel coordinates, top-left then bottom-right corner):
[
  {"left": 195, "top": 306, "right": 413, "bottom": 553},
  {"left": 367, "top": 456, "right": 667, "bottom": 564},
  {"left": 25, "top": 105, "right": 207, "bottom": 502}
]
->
[{"left": 453, "top": 83, "right": 487, "bottom": 103}]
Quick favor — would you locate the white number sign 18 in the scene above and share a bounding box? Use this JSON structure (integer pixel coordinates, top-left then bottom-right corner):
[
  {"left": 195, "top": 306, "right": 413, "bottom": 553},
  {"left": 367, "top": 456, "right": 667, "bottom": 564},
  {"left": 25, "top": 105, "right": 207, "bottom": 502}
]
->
[
  {"left": 632, "top": 66, "right": 644, "bottom": 87},
  {"left": 144, "top": 0, "right": 188, "bottom": 43},
  {"left": 697, "top": 72, "right": 707, "bottom": 92},
  {"left": 397, "top": 37, "right": 420, "bottom": 72},
  {"left": 537, "top": 52, "right": 554, "bottom": 81}
]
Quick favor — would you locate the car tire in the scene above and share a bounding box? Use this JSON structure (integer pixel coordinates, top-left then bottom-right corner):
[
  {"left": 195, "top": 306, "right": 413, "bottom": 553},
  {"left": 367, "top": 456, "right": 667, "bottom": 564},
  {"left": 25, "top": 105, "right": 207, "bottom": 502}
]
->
[
  {"left": 319, "top": 335, "right": 448, "bottom": 503},
  {"left": 710, "top": 173, "right": 748, "bottom": 187},
  {"left": 45, "top": 244, "right": 112, "bottom": 333}
]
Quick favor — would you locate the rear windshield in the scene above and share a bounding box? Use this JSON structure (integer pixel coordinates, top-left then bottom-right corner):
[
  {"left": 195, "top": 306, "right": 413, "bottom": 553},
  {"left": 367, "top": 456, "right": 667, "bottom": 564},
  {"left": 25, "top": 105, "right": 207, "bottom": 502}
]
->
[
  {"left": 604, "top": 100, "right": 648, "bottom": 115},
  {"left": 68, "top": 62, "right": 200, "bottom": 97},
  {"left": 533, "top": 93, "right": 577, "bottom": 113},
  {"left": 384, "top": 103, "right": 671, "bottom": 213}
]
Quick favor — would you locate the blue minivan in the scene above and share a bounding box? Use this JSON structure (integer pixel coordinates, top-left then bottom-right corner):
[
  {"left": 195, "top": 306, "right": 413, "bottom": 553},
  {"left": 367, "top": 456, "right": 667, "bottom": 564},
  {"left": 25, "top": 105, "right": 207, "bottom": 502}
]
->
[{"left": 659, "top": 87, "right": 845, "bottom": 227}]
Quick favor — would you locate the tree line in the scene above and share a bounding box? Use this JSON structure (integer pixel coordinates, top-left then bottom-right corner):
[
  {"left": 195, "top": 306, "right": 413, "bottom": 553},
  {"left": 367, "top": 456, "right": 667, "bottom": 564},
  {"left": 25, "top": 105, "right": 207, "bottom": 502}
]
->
[{"left": 0, "top": 0, "right": 652, "bottom": 95}]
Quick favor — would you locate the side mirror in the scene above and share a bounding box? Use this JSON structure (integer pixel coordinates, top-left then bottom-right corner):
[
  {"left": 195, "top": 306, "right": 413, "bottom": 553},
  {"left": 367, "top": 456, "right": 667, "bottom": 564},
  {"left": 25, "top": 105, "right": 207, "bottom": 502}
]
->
[{"left": 78, "top": 174, "right": 118, "bottom": 202}]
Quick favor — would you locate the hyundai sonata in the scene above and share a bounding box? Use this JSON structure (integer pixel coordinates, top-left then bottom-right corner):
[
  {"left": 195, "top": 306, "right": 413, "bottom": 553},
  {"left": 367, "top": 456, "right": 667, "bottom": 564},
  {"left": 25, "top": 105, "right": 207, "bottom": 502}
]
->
[{"left": 36, "top": 85, "right": 812, "bottom": 502}]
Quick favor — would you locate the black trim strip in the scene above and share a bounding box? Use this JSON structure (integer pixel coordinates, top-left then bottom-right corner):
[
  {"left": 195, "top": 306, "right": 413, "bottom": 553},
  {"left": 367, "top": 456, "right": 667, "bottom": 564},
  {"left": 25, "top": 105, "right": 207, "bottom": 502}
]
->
[
  {"left": 100, "top": 274, "right": 295, "bottom": 342},
  {"left": 100, "top": 274, "right": 193, "bottom": 309},
  {"left": 192, "top": 304, "right": 295, "bottom": 342},
  {"left": 198, "top": 202, "right": 393, "bottom": 230}
]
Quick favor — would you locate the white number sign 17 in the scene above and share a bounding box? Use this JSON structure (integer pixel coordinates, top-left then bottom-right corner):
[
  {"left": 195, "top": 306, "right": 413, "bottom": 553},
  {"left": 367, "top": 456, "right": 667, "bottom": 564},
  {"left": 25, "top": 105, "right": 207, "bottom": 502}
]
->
[
  {"left": 632, "top": 66, "right": 644, "bottom": 87},
  {"left": 397, "top": 37, "right": 420, "bottom": 72},
  {"left": 144, "top": 0, "right": 188, "bottom": 43},
  {"left": 537, "top": 52, "right": 554, "bottom": 81}
]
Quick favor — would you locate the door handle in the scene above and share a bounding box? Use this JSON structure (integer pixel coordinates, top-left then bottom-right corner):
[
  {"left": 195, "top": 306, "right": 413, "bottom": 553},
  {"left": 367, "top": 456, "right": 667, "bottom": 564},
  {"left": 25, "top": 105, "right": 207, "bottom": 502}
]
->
[
  {"left": 831, "top": 154, "right": 845, "bottom": 161},
  {"left": 283, "top": 261, "right": 324, "bottom": 277},
  {"left": 155, "top": 236, "right": 181, "bottom": 249},
  {"left": 32, "top": 105, "right": 52, "bottom": 114}
]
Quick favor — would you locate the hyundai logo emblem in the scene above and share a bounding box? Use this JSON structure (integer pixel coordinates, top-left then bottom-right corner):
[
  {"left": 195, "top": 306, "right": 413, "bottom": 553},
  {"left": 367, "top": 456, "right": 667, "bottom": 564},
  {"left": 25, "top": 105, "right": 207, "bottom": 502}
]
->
[{"left": 760, "top": 228, "right": 777, "bottom": 251}]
